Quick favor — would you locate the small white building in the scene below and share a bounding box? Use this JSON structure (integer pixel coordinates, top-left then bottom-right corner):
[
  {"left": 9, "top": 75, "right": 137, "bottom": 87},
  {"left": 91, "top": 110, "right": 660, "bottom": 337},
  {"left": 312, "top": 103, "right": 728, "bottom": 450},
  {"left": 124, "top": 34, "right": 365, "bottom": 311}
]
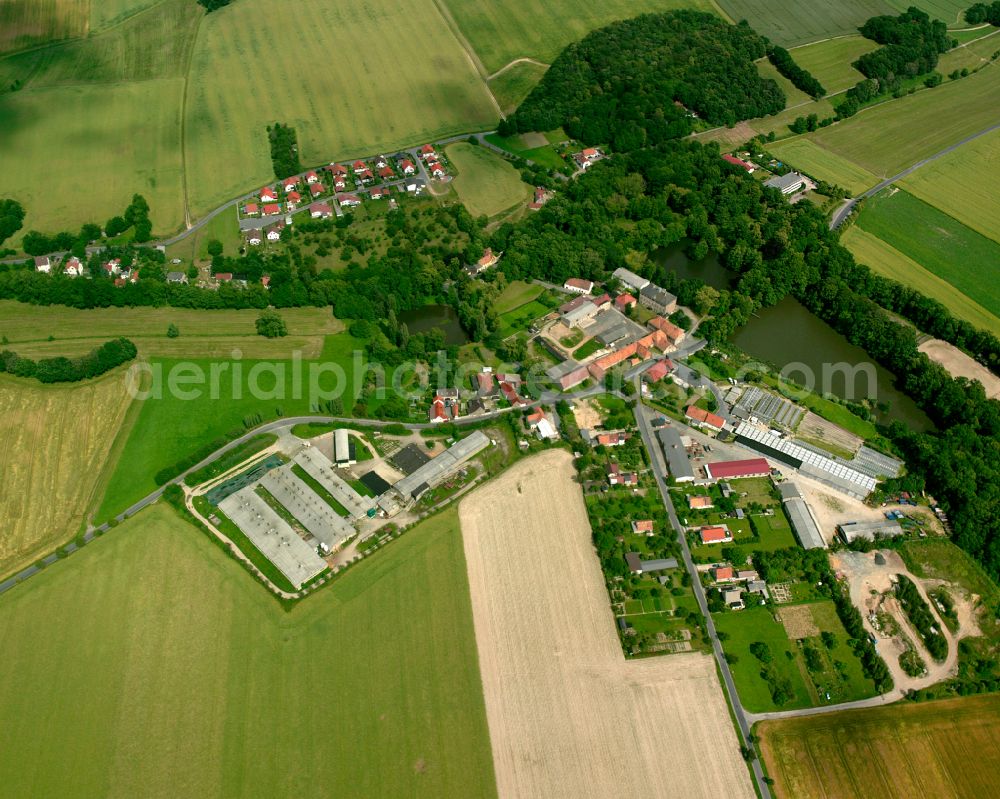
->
[
  {"left": 563, "top": 277, "right": 593, "bottom": 294},
  {"left": 334, "top": 429, "right": 356, "bottom": 466},
  {"left": 34, "top": 256, "right": 51, "bottom": 273}
]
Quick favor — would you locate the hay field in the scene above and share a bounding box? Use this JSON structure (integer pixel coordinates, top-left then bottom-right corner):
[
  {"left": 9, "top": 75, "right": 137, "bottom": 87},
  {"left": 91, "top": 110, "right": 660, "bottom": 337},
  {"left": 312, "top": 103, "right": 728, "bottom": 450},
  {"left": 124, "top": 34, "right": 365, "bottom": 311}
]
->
[
  {"left": 0, "top": 0, "right": 89, "bottom": 55},
  {"left": 841, "top": 227, "right": 1000, "bottom": 336},
  {"left": 488, "top": 60, "right": 548, "bottom": 115},
  {"left": 445, "top": 142, "right": 532, "bottom": 218},
  {"left": 769, "top": 138, "right": 879, "bottom": 194},
  {"left": 855, "top": 189, "right": 1000, "bottom": 318},
  {"left": 0, "top": 371, "right": 132, "bottom": 577},
  {"left": 0, "top": 79, "right": 187, "bottom": 240},
  {"left": 183, "top": 0, "right": 498, "bottom": 219},
  {"left": 0, "top": 301, "right": 342, "bottom": 359},
  {"left": 443, "top": 0, "right": 715, "bottom": 74},
  {"left": 459, "top": 449, "right": 754, "bottom": 799},
  {"left": 0, "top": 503, "right": 497, "bottom": 797},
  {"left": 757, "top": 58, "right": 812, "bottom": 107},
  {"left": 788, "top": 35, "right": 878, "bottom": 94},
  {"left": 759, "top": 694, "right": 1000, "bottom": 798},
  {"left": 899, "top": 125, "right": 1000, "bottom": 243},
  {"left": 714, "top": 0, "right": 891, "bottom": 47},
  {"left": 918, "top": 339, "right": 1000, "bottom": 398},
  {"left": 804, "top": 67, "right": 1000, "bottom": 176}
]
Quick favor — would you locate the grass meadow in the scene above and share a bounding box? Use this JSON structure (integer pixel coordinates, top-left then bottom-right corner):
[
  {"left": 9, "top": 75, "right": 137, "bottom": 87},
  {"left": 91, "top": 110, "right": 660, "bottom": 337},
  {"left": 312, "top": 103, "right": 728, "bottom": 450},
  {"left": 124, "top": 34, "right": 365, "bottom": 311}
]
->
[
  {"left": 445, "top": 142, "right": 532, "bottom": 218},
  {"left": 442, "top": 0, "right": 715, "bottom": 74},
  {"left": 937, "top": 30, "right": 1000, "bottom": 75},
  {"left": 0, "top": 301, "right": 342, "bottom": 359},
  {"left": 489, "top": 60, "right": 548, "bottom": 115},
  {"left": 855, "top": 189, "right": 1000, "bottom": 318},
  {"left": 804, "top": 67, "right": 1000, "bottom": 176},
  {"left": 495, "top": 280, "right": 544, "bottom": 314},
  {"left": 899, "top": 125, "right": 1000, "bottom": 243},
  {"left": 760, "top": 694, "right": 1000, "bottom": 798},
  {"left": 183, "top": 0, "right": 498, "bottom": 219},
  {"left": 841, "top": 227, "right": 1000, "bottom": 336},
  {"left": 756, "top": 58, "right": 813, "bottom": 107},
  {"left": 164, "top": 206, "right": 243, "bottom": 266},
  {"left": 788, "top": 35, "right": 877, "bottom": 94},
  {"left": 95, "top": 332, "right": 365, "bottom": 520},
  {"left": 0, "top": 370, "right": 132, "bottom": 578},
  {"left": 768, "top": 138, "right": 879, "bottom": 194},
  {"left": 0, "top": 503, "right": 497, "bottom": 798},
  {"left": 0, "top": 78, "right": 187, "bottom": 240},
  {"left": 714, "top": 0, "right": 891, "bottom": 47},
  {"left": 0, "top": 0, "right": 89, "bottom": 55}
]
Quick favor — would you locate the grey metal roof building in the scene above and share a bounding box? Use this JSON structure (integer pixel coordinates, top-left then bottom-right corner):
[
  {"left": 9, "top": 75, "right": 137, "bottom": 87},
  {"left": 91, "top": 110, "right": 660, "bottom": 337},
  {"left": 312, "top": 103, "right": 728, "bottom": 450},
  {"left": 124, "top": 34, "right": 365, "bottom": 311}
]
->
[
  {"left": 837, "top": 519, "right": 904, "bottom": 543},
  {"left": 778, "top": 481, "right": 826, "bottom": 549},
  {"left": 393, "top": 431, "right": 490, "bottom": 501},
  {"left": 764, "top": 172, "right": 806, "bottom": 195},
  {"left": 638, "top": 283, "right": 677, "bottom": 313},
  {"left": 658, "top": 427, "right": 695, "bottom": 483},
  {"left": 260, "top": 465, "right": 356, "bottom": 549},
  {"left": 626, "top": 552, "right": 679, "bottom": 574},
  {"left": 334, "top": 429, "right": 355, "bottom": 466},
  {"left": 612, "top": 267, "right": 649, "bottom": 292},
  {"left": 734, "top": 422, "right": 877, "bottom": 498}
]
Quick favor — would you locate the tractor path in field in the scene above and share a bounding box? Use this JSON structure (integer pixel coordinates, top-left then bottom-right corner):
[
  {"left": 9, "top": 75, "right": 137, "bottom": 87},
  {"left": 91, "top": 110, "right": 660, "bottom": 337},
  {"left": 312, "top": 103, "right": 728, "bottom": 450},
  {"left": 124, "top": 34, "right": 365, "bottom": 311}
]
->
[{"left": 486, "top": 57, "right": 549, "bottom": 80}]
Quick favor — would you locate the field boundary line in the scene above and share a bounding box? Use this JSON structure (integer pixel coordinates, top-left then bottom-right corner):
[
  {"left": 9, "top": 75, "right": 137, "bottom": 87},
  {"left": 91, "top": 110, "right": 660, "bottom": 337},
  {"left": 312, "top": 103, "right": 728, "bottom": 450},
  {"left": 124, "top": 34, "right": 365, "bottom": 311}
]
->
[
  {"left": 426, "top": 0, "right": 504, "bottom": 118},
  {"left": 178, "top": 5, "right": 207, "bottom": 229}
]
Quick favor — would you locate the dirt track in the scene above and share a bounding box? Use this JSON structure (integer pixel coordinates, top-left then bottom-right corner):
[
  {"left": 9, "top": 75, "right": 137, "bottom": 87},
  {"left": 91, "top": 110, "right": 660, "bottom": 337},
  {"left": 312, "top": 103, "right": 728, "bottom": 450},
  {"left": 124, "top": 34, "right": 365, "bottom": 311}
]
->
[{"left": 459, "top": 450, "right": 754, "bottom": 799}]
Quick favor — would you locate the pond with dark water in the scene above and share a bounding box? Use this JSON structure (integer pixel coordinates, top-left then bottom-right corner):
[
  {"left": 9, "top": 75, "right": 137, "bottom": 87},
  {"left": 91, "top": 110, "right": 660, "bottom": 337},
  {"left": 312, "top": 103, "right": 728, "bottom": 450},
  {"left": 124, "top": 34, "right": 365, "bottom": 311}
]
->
[{"left": 398, "top": 304, "right": 469, "bottom": 346}]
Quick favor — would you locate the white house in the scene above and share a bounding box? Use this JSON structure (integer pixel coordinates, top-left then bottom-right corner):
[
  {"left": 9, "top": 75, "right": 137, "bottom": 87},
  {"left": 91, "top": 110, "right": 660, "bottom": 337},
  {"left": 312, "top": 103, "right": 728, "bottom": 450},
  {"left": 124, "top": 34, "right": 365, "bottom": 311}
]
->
[
  {"left": 304, "top": 170, "right": 320, "bottom": 184},
  {"left": 338, "top": 194, "right": 361, "bottom": 208},
  {"left": 246, "top": 230, "right": 262, "bottom": 246},
  {"left": 63, "top": 256, "right": 83, "bottom": 277},
  {"left": 310, "top": 202, "right": 333, "bottom": 219},
  {"left": 34, "top": 256, "right": 51, "bottom": 273},
  {"left": 428, "top": 162, "right": 445, "bottom": 177},
  {"left": 563, "top": 277, "right": 593, "bottom": 294},
  {"left": 399, "top": 159, "right": 416, "bottom": 175}
]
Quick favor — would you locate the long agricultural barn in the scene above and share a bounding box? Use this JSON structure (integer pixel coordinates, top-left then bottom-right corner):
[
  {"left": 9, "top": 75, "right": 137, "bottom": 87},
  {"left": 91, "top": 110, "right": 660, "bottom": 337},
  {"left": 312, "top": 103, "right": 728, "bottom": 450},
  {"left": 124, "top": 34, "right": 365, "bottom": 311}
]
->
[
  {"left": 393, "top": 431, "right": 490, "bottom": 501},
  {"left": 778, "top": 482, "right": 826, "bottom": 549},
  {"left": 334, "top": 429, "right": 355, "bottom": 466},
  {"left": 733, "top": 422, "right": 877, "bottom": 498},
  {"left": 704, "top": 458, "right": 770, "bottom": 480}
]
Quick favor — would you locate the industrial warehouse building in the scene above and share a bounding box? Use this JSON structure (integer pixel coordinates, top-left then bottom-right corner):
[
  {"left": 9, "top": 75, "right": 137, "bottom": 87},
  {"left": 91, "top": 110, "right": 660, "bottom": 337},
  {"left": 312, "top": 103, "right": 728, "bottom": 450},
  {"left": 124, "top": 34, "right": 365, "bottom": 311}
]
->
[
  {"left": 658, "top": 427, "right": 695, "bottom": 482},
  {"left": 334, "top": 429, "right": 356, "bottom": 466},
  {"left": 778, "top": 482, "right": 826, "bottom": 549},
  {"left": 733, "top": 422, "right": 877, "bottom": 498},
  {"left": 704, "top": 457, "right": 770, "bottom": 480},
  {"left": 838, "top": 519, "right": 904, "bottom": 543}
]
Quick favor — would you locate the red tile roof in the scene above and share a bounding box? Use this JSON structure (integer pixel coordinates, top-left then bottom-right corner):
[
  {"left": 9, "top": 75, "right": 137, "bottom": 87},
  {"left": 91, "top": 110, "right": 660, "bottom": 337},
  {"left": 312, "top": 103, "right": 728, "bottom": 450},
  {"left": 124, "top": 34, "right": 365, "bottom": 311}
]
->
[
  {"left": 649, "top": 316, "right": 685, "bottom": 342},
  {"left": 713, "top": 565, "right": 734, "bottom": 580},
  {"left": 685, "top": 405, "right": 726, "bottom": 430},
  {"left": 722, "top": 154, "right": 753, "bottom": 171},
  {"left": 632, "top": 519, "right": 654, "bottom": 534},
  {"left": 564, "top": 277, "right": 593, "bottom": 292},
  {"left": 262, "top": 203, "right": 280, "bottom": 215},
  {"left": 700, "top": 526, "right": 731, "bottom": 544},
  {"left": 705, "top": 458, "right": 770, "bottom": 480},
  {"left": 644, "top": 359, "right": 674, "bottom": 382}
]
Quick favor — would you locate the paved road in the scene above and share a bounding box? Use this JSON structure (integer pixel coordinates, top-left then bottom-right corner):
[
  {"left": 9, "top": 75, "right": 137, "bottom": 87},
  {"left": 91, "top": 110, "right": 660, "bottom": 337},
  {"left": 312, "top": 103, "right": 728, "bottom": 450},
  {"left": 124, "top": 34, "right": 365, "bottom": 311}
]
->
[
  {"left": 830, "top": 118, "right": 1000, "bottom": 229},
  {"left": 632, "top": 398, "right": 772, "bottom": 799},
  {"left": 745, "top": 689, "right": 901, "bottom": 725}
]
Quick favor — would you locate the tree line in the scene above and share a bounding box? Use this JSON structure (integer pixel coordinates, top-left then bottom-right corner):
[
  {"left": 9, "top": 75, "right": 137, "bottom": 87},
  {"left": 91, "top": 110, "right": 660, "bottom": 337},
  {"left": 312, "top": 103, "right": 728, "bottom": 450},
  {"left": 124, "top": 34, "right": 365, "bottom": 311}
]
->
[
  {"left": 0, "top": 337, "right": 137, "bottom": 383},
  {"left": 19, "top": 194, "right": 154, "bottom": 257},
  {"left": 965, "top": 1, "right": 1000, "bottom": 24},
  {"left": 768, "top": 46, "right": 826, "bottom": 98},
  {"left": 503, "top": 11, "right": 785, "bottom": 149},
  {"left": 267, "top": 123, "right": 302, "bottom": 180}
]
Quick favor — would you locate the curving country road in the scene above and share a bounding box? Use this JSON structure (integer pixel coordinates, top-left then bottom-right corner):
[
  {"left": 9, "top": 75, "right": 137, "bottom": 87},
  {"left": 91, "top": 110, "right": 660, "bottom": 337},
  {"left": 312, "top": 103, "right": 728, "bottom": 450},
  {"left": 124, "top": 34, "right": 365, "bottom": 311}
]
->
[{"left": 829, "top": 118, "right": 1000, "bottom": 229}]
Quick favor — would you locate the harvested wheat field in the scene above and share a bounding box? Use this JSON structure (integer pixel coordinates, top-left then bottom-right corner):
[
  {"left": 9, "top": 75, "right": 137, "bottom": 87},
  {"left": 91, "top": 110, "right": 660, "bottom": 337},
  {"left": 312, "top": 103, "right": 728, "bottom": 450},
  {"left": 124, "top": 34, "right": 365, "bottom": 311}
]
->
[
  {"left": 0, "top": 371, "right": 132, "bottom": 576},
  {"left": 459, "top": 449, "right": 754, "bottom": 799},
  {"left": 919, "top": 338, "right": 1000, "bottom": 399}
]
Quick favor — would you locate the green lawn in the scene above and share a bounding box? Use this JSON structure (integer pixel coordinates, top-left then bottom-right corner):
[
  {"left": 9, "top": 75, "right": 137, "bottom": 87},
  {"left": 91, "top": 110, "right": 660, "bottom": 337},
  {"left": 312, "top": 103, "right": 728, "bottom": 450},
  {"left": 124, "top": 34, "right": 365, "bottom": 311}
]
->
[
  {"left": 768, "top": 138, "right": 880, "bottom": 195},
  {"left": 715, "top": 0, "right": 892, "bottom": 47},
  {"left": 713, "top": 607, "right": 813, "bottom": 712},
  {"left": 856, "top": 189, "right": 1000, "bottom": 318},
  {"left": 445, "top": 142, "right": 533, "bottom": 218},
  {"left": 899, "top": 124, "right": 1000, "bottom": 244},
  {"left": 787, "top": 35, "right": 878, "bottom": 95},
  {"left": 165, "top": 206, "right": 243, "bottom": 266},
  {"left": 0, "top": 503, "right": 496, "bottom": 798},
  {"left": 95, "top": 332, "right": 365, "bottom": 521},
  {"left": 756, "top": 58, "right": 812, "bottom": 108},
  {"left": 484, "top": 132, "right": 567, "bottom": 171},
  {"left": 841, "top": 227, "right": 1000, "bottom": 336},
  {"left": 495, "top": 280, "right": 543, "bottom": 314},
  {"left": 936, "top": 29, "right": 1000, "bottom": 75},
  {"left": 497, "top": 298, "right": 554, "bottom": 337},
  {"left": 488, "top": 60, "right": 548, "bottom": 115},
  {"left": 572, "top": 337, "right": 603, "bottom": 360}
]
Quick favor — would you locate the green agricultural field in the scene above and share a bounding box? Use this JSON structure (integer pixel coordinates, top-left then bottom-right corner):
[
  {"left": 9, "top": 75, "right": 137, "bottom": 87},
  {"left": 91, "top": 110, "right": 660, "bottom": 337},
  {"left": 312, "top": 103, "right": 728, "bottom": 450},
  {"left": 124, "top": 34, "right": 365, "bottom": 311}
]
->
[
  {"left": 0, "top": 0, "right": 88, "bottom": 55},
  {"left": 841, "top": 227, "right": 1000, "bottom": 336},
  {"left": 715, "top": 0, "right": 892, "bottom": 47},
  {"left": 445, "top": 142, "right": 532, "bottom": 218},
  {"left": 488, "top": 60, "right": 548, "bottom": 115},
  {"left": 899, "top": 125, "right": 1000, "bottom": 243},
  {"left": 788, "top": 35, "right": 878, "bottom": 94},
  {"left": 886, "top": 0, "right": 977, "bottom": 24},
  {"left": 0, "top": 79, "right": 187, "bottom": 242},
  {"left": 0, "top": 301, "right": 342, "bottom": 359},
  {"left": 484, "top": 132, "right": 567, "bottom": 171},
  {"left": 713, "top": 607, "right": 813, "bottom": 712},
  {"left": 855, "top": 189, "right": 1000, "bottom": 318},
  {"left": 95, "top": 332, "right": 365, "bottom": 520},
  {"left": 804, "top": 67, "right": 1000, "bottom": 176},
  {"left": 91, "top": 0, "right": 167, "bottom": 30},
  {"left": 184, "top": 0, "right": 497, "bottom": 220},
  {"left": 760, "top": 695, "right": 1000, "bottom": 799},
  {"left": 769, "top": 138, "right": 880, "bottom": 194},
  {"left": 164, "top": 206, "right": 243, "bottom": 266},
  {"left": 495, "top": 280, "right": 543, "bottom": 314},
  {"left": 0, "top": 503, "right": 497, "bottom": 798},
  {"left": 443, "top": 0, "right": 716, "bottom": 74}
]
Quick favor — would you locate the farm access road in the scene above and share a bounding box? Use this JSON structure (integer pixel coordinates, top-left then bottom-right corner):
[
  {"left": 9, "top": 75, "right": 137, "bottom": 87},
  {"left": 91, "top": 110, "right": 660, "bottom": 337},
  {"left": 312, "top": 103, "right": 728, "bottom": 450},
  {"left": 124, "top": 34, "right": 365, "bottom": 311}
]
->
[{"left": 829, "top": 118, "right": 1000, "bottom": 228}]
